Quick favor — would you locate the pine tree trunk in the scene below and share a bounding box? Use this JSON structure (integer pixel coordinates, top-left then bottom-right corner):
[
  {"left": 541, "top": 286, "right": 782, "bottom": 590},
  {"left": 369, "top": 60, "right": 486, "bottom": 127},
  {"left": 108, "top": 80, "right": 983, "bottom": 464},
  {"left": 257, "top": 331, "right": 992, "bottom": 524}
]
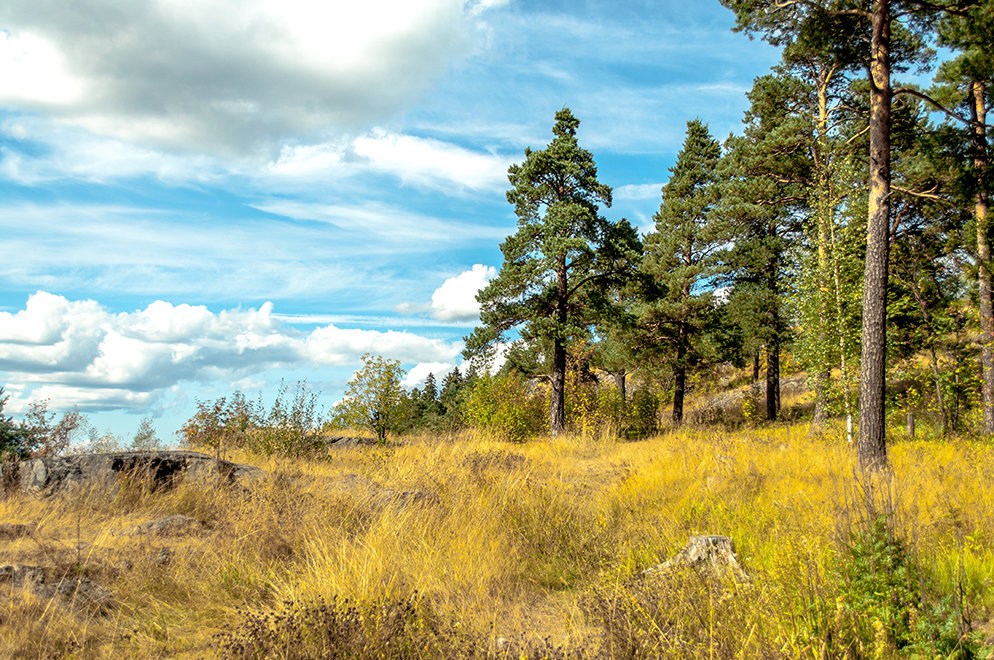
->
[
  {"left": 752, "top": 351, "right": 760, "bottom": 383},
  {"left": 550, "top": 338, "right": 566, "bottom": 435},
  {"left": 857, "top": 0, "right": 891, "bottom": 471},
  {"left": 673, "top": 324, "right": 686, "bottom": 424},
  {"left": 766, "top": 336, "right": 780, "bottom": 421},
  {"left": 971, "top": 81, "right": 994, "bottom": 435},
  {"left": 550, "top": 257, "right": 568, "bottom": 436}
]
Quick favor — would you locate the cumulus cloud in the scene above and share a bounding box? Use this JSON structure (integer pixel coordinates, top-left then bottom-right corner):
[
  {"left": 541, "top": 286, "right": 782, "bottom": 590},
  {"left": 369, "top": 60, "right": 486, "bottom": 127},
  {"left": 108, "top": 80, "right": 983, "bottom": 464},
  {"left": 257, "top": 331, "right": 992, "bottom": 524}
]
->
[
  {"left": 0, "top": 0, "right": 501, "bottom": 157},
  {"left": 0, "top": 292, "right": 460, "bottom": 412},
  {"left": 402, "top": 362, "right": 455, "bottom": 388},
  {"left": 430, "top": 264, "right": 497, "bottom": 322}
]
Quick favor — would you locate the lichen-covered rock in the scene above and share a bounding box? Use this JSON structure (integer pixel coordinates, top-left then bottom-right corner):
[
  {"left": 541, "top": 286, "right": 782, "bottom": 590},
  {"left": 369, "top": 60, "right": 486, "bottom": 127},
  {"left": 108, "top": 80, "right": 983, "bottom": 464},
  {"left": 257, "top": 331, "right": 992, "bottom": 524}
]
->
[
  {"left": 0, "top": 451, "right": 263, "bottom": 497},
  {"left": 119, "top": 514, "right": 205, "bottom": 537},
  {"left": 325, "top": 474, "right": 438, "bottom": 510},
  {"left": 0, "top": 564, "right": 46, "bottom": 587},
  {"left": 36, "top": 576, "right": 115, "bottom": 614},
  {"left": 321, "top": 435, "right": 378, "bottom": 448}
]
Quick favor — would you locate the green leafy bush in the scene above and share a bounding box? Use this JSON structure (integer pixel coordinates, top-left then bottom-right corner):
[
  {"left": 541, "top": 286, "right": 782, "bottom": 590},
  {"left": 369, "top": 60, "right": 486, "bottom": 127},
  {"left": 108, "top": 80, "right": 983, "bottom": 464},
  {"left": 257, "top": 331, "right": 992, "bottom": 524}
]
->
[{"left": 464, "top": 372, "right": 546, "bottom": 441}]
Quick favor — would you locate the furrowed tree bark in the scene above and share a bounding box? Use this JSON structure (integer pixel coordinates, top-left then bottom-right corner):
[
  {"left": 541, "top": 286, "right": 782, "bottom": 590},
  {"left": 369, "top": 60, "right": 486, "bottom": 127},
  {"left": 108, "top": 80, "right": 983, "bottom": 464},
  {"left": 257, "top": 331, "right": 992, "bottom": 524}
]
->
[
  {"left": 673, "top": 322, "right": 687, "bottom": 424},
  {"left": 613, "top": 370, "right": 627, "bottom": 405},
  {"left": 766, "top": 332, "right": 781, "bottom": 421},
  {"left": 857, "top": 0, "right": 892, "bottom": 471},
  {"left": 972, "top": 81, "right": 994, "bottom": 435},
  {"left": 550, "top": 256, "right": 568, "bottom": 436}
]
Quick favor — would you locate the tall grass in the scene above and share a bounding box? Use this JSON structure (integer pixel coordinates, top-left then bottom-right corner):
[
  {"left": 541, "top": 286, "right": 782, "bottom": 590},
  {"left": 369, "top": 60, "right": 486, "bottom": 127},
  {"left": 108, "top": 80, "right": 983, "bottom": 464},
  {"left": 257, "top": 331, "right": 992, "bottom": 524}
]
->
[{"left": 1, "top": 424, "right": 991, "bottom": 657}]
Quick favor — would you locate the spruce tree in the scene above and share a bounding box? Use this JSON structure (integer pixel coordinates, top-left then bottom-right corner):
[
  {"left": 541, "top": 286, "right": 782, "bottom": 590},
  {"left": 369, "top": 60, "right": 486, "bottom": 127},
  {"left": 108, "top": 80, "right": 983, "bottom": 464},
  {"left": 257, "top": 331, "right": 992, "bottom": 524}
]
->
[{"left": 464, "top": 108, "right": 640, "bottom": 435}]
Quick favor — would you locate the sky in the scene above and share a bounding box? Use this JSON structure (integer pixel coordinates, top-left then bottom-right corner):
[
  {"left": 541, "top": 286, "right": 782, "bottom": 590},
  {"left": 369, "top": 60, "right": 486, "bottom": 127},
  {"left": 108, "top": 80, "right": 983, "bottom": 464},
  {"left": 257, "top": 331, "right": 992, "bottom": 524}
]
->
[{"left": 0, "top": 0, "right": 782, "bottom": 443}]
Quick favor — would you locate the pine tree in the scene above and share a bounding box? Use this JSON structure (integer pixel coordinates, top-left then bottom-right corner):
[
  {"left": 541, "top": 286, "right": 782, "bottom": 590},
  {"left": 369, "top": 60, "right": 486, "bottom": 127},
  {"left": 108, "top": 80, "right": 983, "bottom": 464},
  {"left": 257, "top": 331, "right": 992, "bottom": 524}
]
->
[
  {"left": 720, "top": 0, "right": 978, "bottom": 468},
  {"left": 465, "top": 108, "right": 641, "bottom": 435},
  {"left": 720, "top": 74, "right": 811, "bottom": 422},
  {"left": 640, "top": 119, "right": 725, "bottom": 424}
]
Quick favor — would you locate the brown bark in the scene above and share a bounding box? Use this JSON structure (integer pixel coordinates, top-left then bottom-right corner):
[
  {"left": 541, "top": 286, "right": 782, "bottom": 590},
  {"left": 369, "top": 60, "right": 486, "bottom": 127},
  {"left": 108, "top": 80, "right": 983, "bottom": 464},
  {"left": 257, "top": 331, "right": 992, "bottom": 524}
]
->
[
  {"left": 857, "top": 0, "right": 892, "bottom": 471},
  {"left": 766, "top": 338, "right": 781, "bottom": 421},
  {"left": 613, "top": 371, "right": 627, "bottom": 405},
  {"left": 550, "top": 256, "right": 568, "bottom": 435},
  {"left": 672, "top": 322, "right": 687, "bottom": 424},
  {"left": 971, "top": 81, "right": 994, "bottom": 435},
  {"left": 752, "top": 351, "right": 760, "bottom": 384}
]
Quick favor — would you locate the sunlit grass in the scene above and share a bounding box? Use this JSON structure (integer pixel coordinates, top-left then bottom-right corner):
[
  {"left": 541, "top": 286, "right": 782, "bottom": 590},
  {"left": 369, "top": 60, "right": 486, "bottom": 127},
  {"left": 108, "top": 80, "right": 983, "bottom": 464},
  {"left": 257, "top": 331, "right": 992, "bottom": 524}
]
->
[{"left": 1, "top": 423, "right": 991, "bottom": 657}]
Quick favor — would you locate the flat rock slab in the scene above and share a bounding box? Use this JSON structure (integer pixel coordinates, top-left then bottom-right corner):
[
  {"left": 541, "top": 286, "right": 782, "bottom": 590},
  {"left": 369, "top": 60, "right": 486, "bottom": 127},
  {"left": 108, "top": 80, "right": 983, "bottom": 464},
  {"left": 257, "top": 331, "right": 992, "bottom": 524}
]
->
[
  {"left": 118, "top": 514, "right": 205, "bottom": 537},
  {"left": 1, "top": 451, "right": 263, "bottom": 497},
  {"left": 320, "top": 435, "right": 380, "bottom": 448},
  {"left": 325, "top": 474, "right": 439, "bottom": 509}
]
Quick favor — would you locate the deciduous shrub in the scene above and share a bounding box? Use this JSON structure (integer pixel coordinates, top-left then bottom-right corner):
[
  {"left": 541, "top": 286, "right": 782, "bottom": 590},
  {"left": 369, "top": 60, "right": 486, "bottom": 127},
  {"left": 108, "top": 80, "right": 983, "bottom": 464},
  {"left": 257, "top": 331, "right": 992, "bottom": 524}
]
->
[{"left": 464, "top": 372, "right": 545, "bottom": 441}]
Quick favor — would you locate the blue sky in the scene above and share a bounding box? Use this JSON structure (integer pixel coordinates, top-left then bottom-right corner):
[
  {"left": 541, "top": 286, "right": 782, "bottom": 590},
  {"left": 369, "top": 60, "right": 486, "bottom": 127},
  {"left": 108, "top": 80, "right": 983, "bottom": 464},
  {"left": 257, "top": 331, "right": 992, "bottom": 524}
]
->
[{"left": 0, "top": 0, "right": 781, "bottom": 442}]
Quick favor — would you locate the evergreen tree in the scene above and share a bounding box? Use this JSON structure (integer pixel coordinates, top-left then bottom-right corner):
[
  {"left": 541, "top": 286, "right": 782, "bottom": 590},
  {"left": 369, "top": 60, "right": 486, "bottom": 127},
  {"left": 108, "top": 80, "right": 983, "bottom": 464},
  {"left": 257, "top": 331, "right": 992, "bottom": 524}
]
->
[
  {"left": 911, "top": 8, "right": 994, "bottom": 432},
  {"left": 0, "top": 387, "right": 32, "bottom": 461},
  {"left": 720, "top": 0, "right": 977, "bottom": 469},
  {"left": 464, "top": 108, "right": 641, "bottom": 435},
  {"left": 640, "top": 119, "right": 726, "bottom": 424},
  {"left": 720, "top": 75, "right": 810, "bottom": 422},
  {"left": 130, "top": 416, "right": 161, "bottom": 451}
]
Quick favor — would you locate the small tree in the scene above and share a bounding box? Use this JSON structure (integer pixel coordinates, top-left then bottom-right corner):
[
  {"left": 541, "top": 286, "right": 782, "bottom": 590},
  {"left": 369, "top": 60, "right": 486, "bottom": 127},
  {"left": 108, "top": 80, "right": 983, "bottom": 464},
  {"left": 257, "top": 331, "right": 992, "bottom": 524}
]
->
[
  {"left": 0, "top": 387, "right": 32, "bottom": 461},
  {"left": 334, "top": 354, "right": 405, "bottom": 443},
  {"left": 130, "top": 416, "right": 162, "bottom": 451}
]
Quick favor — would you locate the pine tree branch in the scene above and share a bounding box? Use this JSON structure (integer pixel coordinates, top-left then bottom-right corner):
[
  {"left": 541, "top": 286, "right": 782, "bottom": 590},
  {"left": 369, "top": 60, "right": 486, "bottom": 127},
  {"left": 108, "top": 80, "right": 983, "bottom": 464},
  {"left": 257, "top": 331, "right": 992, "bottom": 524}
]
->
[{"left": 893, "top": 87, "right": 971, "bottom": 125}]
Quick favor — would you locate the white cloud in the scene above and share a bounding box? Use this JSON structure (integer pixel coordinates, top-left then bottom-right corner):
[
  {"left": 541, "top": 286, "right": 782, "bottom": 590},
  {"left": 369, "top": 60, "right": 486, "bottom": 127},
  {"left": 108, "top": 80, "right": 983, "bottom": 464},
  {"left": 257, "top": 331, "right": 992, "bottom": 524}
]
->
[
  {"left": 0, "top": 0, "right": 502, "bottom": 157},
  {"left": 351, "top": 131, "right": 512, "bottom": 190},
  {"left": 402, "top": 362, "right": 454, "bottom": 388},
  {"left": 0, "top": 116, "right": 223, "bottom": 184},
  {"left": 253, "top": 199, "right": 505, "bottom": 244},
  {"left": 305, "top": 326, "right": 459, "bottom": 366},
  {"left": 430, "top": 264, "right": 496, "bottom": 322},
  {"left": 0, "top": 292, "right": 461, "bottom": 412},
  {"left": 614, "top": 182, "right": 663, "bottom": 201}
]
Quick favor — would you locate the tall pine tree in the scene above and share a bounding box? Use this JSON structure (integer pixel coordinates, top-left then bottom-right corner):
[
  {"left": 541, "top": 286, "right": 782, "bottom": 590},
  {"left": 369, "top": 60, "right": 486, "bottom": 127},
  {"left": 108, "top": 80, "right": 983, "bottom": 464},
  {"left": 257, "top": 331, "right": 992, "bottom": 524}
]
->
[
  {"left": 464, "top": 108, "right": 641, "bottom": 435},
  {"left": 641, "top": 119, "right": 725, "bottom": 424}
]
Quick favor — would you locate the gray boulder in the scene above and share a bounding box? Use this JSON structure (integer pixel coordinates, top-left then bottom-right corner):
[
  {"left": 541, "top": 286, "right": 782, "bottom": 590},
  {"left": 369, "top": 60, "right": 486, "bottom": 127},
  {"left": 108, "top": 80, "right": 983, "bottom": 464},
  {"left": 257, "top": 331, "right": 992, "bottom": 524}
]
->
[{"left": 1, "top": 451, "right": 262, "bottom": 497}]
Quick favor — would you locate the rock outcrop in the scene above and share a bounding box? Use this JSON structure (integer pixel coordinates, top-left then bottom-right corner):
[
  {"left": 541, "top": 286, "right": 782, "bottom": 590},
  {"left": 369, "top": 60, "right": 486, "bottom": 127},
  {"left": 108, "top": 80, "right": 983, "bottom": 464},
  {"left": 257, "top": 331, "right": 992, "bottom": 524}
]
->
[
  {"left": 325, "top": 473, "right": 439, "bottom": 509},
  {"left": 0, "top": 451, "right": 263, "bottom": 497}
]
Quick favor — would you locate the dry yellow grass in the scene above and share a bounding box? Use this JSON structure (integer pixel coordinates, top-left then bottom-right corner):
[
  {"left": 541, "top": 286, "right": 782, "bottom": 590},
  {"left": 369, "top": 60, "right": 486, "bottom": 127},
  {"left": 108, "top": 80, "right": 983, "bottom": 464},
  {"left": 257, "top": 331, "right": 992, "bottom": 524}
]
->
[{"left": 1, "top": 424, "right": 991, "bottom": 657}]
